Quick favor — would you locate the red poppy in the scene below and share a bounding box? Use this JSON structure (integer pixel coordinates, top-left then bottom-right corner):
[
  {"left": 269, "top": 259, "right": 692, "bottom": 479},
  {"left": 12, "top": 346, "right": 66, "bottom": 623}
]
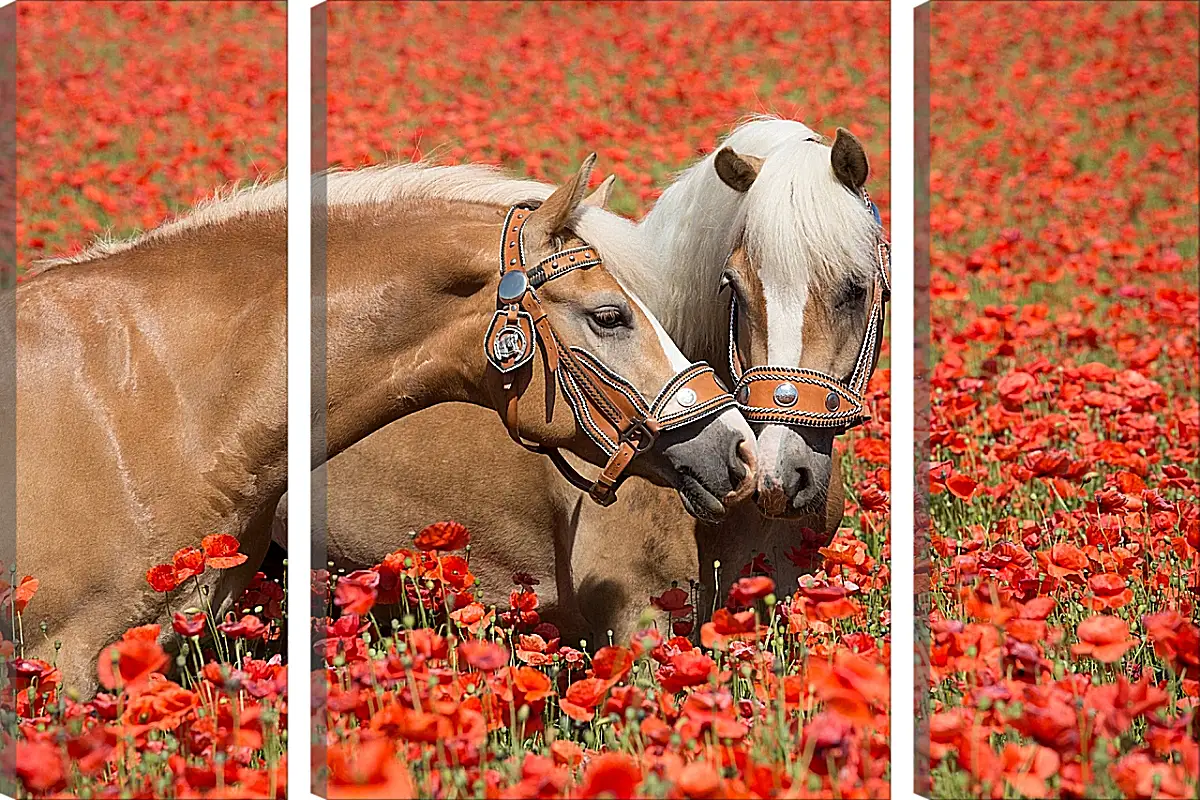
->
[
  {"left": 458, "top": 639, "right": 508, "bottom": 672},
  {"left": 946, "top": 472, "right": 978, "bottom": 501},
  {"left": 201, "top": 533, "right": 249, "bottom": 569},
  {"left": 806, "top": 650, "right": 889, "bottom": 726},
  {"left": 172, "top": 546, "right": 206, "bottom": 581},
  {"left": 334, "top": 570, "right": 380, "bottom": 616},
  {"left": 172, "top": 611, "right": 206, "bottom": 638},
  {"left": 630, "top": 627, "right": 663, "bottom": 660},
  {"left": 15, "top": 741, "right": 67, "bottom": 794},
  {"left": 217, "top": 613, "right": 268, "bottom": 640},
  {"left": 650, "top": 586, "right": 692, "bottom": 615},
  {"left": 326, "top": 738, "right": 415, "bottom": 798},
  {"left": 550, "top": 738, "right": 583, "bottom": 768},
  {"left": 558, "top": 677, "right": 608, "bottom": 722},
  {"left": 1036, "top": 542, "right": 1089, "bottom": 581},
  {"left": 1085, "top": 674, "right": 1169, "bottom": 739},
  {"left": 1071, "top": 615, "right": 1138, "bottom": 663},
  {"left": 677, "top": 760, "right": 724, "bottom": 799},
  {"left": 97, "top": 634, "right": 169, "bottom": 693},
  {"left": 123, "top": 623, "right": 163, "bottom": 642},
  {"left": 450, "top": 601, "right": 494, "bottom": 635},
  {"left": 1081, "top": 572, "right": 1134, "bottom": 611},
  {"left": 577, "top": 752, "right": 641, "bottom": 799},
  {"left": 8, "top": 576, "right": 39, "bottom": 614},
  {"left": 512, "top": 571, "right": 540, "bottom": 588},
  {"left": 700, "top": 608, "right": 759, "bottom": 651},
  {"left": 512, "top": 665, "right": 553, "bottom": 703},
  {"left": 146, "top": 564, "right": 179, "bottom": 593},
  {"left": 996, "top": 370, "right": 1036, "bottom": 408},
  {"left": 737, "top": 552, "right": 775, "bottom": 577},
  {"left": 1143, "top": 610, "right": 1200, "bottom": 677},
  {"left": 657, "top": 650, "right": 716, "bottom": 694},
  {"left": 413, "top": 520, "right": 470, "bottom": 551},
  {"left": 858, "top": 484, "right": 890, "bottom": 511},
  {"left": 996, "top": 743, "right": 1060, "bottom": 799},
  {"left": 727, "top": 575, "right": 775, "bottom": 608},
  {"left": 592, "top": 646, "right": 633, "bottom": 685}
]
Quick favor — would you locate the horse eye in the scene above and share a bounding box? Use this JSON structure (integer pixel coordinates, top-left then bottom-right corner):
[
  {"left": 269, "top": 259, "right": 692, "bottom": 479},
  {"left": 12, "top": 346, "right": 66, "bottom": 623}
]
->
[
  {"left": 589, "top": 307, "right": 627, "bottom": 329},
  {"left": 835, "top": 283, "right": 869, "bottom": 309}
]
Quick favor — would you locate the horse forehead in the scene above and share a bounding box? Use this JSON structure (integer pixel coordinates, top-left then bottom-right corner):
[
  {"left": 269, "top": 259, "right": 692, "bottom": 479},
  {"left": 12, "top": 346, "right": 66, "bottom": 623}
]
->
[
  {"left": 738, "top": 241, "right": 811, "bottom": 363},
  {"left": 761, "top": 278, "right": 812, "bottom": 366},
  {"left": 612, "top": 273, "right": 691, "bottom": 371},
  {"left": 559, "top": 262, "right": 623, "bottom": 292},
  {"left": 537, "top": 263, "right": 689, "bottom": 370}
]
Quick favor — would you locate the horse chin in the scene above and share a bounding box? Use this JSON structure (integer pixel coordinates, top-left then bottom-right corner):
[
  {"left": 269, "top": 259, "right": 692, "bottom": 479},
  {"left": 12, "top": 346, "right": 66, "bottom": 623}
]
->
[
  {"left": 754, "top": 488, "right": 827, "bottom": 521},
  {"left": 674, "top": 473, "right": 727, "bottom": 524},
  {"left": 792, "top": 493, "right": 828, "bottom": 519}
]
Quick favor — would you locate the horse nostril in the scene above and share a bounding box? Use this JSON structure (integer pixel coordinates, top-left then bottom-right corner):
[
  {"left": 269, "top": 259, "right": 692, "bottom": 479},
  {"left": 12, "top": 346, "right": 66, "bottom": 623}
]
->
[
  {"left": 725, "top": 437, "right": 758, "bottom": 505},
  {"left": 737, "top": 438, "right": 757, "bottom": 480},
  {"left": 795, "top": 466, "right": 812, "bottom": 493}
]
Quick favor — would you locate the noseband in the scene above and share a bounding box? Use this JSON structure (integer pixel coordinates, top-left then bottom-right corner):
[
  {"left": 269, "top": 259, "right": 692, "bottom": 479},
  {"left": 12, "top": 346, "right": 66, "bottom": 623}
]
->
[
  {"left": 486, "top": 202, "right": 737, "bottom": 506},
  {"left": 727, "top": 189, "right": 890, "bottom": 432}
]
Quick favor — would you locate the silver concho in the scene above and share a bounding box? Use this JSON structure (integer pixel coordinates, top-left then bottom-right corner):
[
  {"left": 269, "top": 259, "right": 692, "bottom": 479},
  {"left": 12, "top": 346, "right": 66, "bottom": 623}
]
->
[
  {"left": 485, "top": 309, "right": 536, "bottom": 374},
  {"left": 674, "top": 387, "right": 697, "bottom": 408},
  {"left": 824, "top": 391, "right": 841, "bottom": 412},
  {"left": 494, "top": 326, "right": 527, "bottom": 361},
  {"left": 498, "top": 270, "right": 529, "bottom": 304},
  {"left": 773, "top": 382, "right": 798, "bottom": 407}
]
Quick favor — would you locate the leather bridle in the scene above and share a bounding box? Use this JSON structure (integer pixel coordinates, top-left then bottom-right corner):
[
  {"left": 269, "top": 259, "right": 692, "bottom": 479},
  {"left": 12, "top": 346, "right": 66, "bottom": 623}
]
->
[
  {"left": 486, "top": 202, "right": 738, "bottom": 506},
  {"left": 727, "top": 189, "right": 890, "bottom": 433}
]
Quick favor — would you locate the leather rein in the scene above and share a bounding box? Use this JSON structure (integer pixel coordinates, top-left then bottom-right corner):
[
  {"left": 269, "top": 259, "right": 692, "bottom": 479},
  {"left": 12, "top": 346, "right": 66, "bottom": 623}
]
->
[
  {"left": 485, "top": 202, "right": 738, "bottom": 506},
  {"left": 727, "top": 188, "right": 891, "bottom": 432}
]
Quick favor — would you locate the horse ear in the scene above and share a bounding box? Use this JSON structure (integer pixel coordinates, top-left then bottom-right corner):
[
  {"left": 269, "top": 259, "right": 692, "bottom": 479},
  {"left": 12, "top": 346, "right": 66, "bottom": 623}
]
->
[
  {"left": 714, "top": 147, "right": 763, "bottom": 193},
  {"left": 581, "top": 174, "right": 616, "bottom": 209},
  {"left": 830, "top": 127, "right": 869, "bottom": 191},
  {"left": 528, "top": 153, "right": 597, "bottom": 238}
]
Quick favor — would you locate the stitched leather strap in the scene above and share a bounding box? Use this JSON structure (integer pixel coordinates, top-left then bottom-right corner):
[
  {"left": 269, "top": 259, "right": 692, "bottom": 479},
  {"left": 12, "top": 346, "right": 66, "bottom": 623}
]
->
[
  {"left": 528, "top": 246, "right": 603, "bottom": 287},
  {"left": 649, "top": 363, "right": 738, "bottom": 431}
]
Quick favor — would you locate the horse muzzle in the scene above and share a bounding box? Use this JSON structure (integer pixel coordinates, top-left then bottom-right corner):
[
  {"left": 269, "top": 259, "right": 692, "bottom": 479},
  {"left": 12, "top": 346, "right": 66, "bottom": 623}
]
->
[{"left": 657, "top": 406, "right": 757, "bottom": 521}]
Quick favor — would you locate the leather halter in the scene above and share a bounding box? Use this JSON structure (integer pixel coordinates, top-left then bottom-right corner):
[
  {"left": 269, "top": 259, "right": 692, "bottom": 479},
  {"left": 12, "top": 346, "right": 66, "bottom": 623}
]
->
[
  {"left": 487, "top": 202, "right": 738, "bottom": 506},
  {"left": 727, "top": 189, "right": 890, "bottom": 432}
]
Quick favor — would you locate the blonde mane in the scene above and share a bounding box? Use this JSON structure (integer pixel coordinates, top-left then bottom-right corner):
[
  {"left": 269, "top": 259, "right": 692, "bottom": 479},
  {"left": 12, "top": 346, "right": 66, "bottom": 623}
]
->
[
  {"left": 30, "top": 161, "right": 636, "bottom": 277},
  {"left": 29, "top": 172, "right": 289, "bottom": 273},
  {"left": 30, "top": 117, "right": 882, "bottom": 367}
]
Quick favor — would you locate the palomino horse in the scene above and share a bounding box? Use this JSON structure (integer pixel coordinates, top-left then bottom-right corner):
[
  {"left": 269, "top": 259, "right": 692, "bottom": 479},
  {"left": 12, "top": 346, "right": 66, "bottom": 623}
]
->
[
  {"left": 11, "top": 155, "right": 755, "bottom": 696},
  {"left": 283, "top": 117, "right": 888, "bottom": 640}
]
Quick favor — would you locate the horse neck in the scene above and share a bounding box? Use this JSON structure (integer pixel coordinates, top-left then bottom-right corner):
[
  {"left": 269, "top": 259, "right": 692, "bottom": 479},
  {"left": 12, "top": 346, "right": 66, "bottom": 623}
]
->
[
  {"left": 636, "top": 161, "right": 747, "bottom": 367},
  {"left": 321, "top": 200, "right": 503, "bottom": 464}
]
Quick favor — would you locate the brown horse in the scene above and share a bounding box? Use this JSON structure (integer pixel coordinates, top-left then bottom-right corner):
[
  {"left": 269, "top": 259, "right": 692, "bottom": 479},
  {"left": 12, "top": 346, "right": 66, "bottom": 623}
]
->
[
  {"left": 13, "top": 182, "right": 290, "bottom": 698},
  {"left": 13, "top": 156, "right": 755, "bottom": 696},
  {"left": 282, "top": 118, "right": 888, "bottom": 641}
]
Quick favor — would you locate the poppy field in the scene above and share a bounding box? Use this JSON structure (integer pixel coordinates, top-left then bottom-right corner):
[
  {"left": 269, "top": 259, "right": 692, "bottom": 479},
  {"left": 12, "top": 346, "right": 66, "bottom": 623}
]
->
[
  {"left": 927, "top": 3, "right": 1198, "bottom": 798},
  {"left": 14, "top": 1, "right": 286, "bottom": 268},
  {"left": 318, "top": 2, "right": 892, "bottom": 798},
  {"left": 5, "top": 2, "right": 287, "bottom": 798}
]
